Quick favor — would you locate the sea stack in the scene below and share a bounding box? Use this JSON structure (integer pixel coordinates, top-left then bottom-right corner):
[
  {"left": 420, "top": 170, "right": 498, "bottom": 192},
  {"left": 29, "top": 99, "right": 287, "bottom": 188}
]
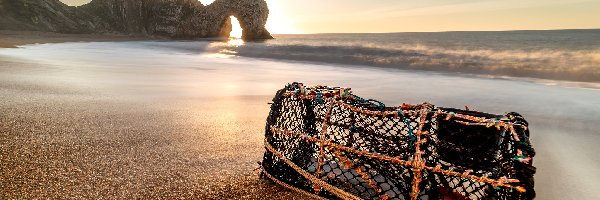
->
[{"left": 0, "top": 0, "right": 274, "bottom": 41}]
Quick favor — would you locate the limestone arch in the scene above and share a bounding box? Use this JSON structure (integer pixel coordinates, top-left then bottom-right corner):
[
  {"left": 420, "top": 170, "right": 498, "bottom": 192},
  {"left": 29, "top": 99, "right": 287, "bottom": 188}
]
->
[
  {"left": 1, "top": 0, "right": 274, "bottom": 41},
  {"left": 208, "top": 0, "right": 273, "bottom": 40}
]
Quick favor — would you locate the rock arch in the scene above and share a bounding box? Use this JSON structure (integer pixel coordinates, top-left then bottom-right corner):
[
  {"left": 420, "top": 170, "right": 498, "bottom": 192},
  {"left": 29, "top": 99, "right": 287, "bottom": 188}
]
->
[
  {"left": 207, "top": 0, "right": 273, "bottom": 40},
  {"left": 0, "top": 0, "right": 274, "bottom": 41}
]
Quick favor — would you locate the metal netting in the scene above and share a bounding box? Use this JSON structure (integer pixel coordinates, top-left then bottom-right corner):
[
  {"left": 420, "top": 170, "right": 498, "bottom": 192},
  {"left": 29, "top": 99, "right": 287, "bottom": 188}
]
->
[{"left": 261, "top": 83, "right": 536, "bottom": 200}]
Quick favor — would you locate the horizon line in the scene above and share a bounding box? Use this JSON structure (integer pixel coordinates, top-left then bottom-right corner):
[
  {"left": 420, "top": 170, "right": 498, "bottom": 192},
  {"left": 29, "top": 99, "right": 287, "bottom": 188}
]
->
[{"left": 271, "top": 27, "right": 600, "bottom": 35}]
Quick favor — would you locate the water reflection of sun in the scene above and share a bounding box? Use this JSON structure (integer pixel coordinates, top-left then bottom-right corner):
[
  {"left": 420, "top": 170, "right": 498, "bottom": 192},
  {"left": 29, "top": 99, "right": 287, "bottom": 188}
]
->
[{"left": 227, "top": 38, "right": 244, "bottom": 46}]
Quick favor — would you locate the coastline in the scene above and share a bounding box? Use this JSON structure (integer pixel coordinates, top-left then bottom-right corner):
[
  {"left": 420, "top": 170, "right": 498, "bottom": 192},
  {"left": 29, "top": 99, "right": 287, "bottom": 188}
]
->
[{"left": 0, "top": 31, "right": 156, "bottom": 48}]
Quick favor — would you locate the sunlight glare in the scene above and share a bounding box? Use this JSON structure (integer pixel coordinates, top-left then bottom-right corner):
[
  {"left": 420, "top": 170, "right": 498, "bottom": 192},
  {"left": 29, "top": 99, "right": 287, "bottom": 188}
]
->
[
  {"left": 230, "top": 16, "right": 243, "bottom": 39},
  {"left": 265, "top": 0, "right": 299, "bottom": 34},
  {"left": 227, "top": 38, "right": 244, "bottom": 46},
  {"left": 59, "top": 0, "right": 92, "bottom": 6},
  {"left": 199, "top": 0, "right": 215, "bottom": 6}
]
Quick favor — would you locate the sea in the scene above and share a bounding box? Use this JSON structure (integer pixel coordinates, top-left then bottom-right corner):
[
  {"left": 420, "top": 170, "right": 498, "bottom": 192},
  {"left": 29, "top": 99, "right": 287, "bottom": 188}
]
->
[
  {"left": 0, "top": 29, "right": 599, "bottom": 199},
  {"left": 233, "top": 29, "right": 600, "bottom": 84}
]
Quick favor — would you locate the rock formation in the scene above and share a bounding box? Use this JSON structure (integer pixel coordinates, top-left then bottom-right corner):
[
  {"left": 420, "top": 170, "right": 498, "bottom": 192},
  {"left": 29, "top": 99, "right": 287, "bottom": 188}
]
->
[{"left": 0, "top": 0, "right": 273, "bottom": 40}]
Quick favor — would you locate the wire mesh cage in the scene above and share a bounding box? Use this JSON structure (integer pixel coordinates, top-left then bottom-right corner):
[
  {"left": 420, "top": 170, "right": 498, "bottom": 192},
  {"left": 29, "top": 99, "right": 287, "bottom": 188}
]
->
[{"left": 261, "top": 83, "right": 536, "bottom": 200}]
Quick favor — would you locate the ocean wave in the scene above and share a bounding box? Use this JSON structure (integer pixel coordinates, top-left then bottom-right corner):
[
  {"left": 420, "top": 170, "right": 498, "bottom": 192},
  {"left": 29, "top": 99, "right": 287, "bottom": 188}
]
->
[{"left": 206, "top": 41, "right": 600, "bottom": 82}]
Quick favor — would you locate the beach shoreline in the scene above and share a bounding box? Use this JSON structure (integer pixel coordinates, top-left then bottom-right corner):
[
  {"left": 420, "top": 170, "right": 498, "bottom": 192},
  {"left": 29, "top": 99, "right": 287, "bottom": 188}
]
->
[{"left": 0, "top": 31, "right": 159, "bottom": 48}]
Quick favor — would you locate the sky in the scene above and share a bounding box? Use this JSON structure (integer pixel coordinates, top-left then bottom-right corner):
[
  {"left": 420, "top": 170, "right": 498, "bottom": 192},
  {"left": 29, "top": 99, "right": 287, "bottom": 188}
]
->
[{"left": 60, "top": 0, "right": 600, "bottom": 34}]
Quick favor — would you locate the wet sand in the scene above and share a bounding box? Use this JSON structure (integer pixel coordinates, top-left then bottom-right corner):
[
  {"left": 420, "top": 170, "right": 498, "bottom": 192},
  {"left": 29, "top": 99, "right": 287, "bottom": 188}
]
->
[{"left": 0, "top": 57, "right": 304, "bottom": 198}]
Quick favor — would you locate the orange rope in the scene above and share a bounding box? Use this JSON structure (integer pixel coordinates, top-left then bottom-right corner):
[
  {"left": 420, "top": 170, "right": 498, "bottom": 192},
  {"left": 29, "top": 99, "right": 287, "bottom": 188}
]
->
[
  {"left": 409, "top": 105, "right": 432, "bottom": 200},
  {"left": 315, "top": 103, "right": 334, "bottom": 193}
]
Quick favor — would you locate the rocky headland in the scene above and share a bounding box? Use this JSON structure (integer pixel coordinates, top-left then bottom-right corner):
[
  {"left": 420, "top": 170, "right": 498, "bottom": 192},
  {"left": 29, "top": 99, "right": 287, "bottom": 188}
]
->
[{"left": 0, "top": 0, "right": 273, "bottom": 41}]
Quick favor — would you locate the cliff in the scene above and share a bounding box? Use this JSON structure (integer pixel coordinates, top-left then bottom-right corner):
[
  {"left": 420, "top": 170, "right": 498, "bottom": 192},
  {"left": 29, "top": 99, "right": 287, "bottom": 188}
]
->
[{"left": 0, "top": 0, "right": 273, "bottom": 41}]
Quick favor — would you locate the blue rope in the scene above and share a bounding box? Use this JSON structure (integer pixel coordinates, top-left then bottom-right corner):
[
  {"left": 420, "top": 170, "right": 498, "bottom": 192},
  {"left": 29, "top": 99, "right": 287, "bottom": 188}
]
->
[
  {"left": 398, "top": 110, "right": 416, "bottom": 147},
  {"left": 354, "top": 96, "right": 386, "bottom": 110},
  {"left": 315, "top": 93, "right": 324, "bottom": 104}
]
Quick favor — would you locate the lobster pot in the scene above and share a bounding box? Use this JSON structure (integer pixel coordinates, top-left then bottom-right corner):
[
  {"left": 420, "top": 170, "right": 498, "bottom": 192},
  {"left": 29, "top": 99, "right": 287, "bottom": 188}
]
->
[{"left": 262, "top": 83, "right": 536, "bottom": 200}]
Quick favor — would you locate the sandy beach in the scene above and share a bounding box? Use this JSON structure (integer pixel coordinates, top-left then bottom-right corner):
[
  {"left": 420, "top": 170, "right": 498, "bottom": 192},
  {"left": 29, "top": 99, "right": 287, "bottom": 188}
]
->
[
  {"left": 0, "top": 39, "right": 303, "bottom": 198},
  {"left": 0, "top": 66, "right": 302, "bottom": 199},
  {"left": 1, "top": 39, "right": 599, "bottom": 199}
]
